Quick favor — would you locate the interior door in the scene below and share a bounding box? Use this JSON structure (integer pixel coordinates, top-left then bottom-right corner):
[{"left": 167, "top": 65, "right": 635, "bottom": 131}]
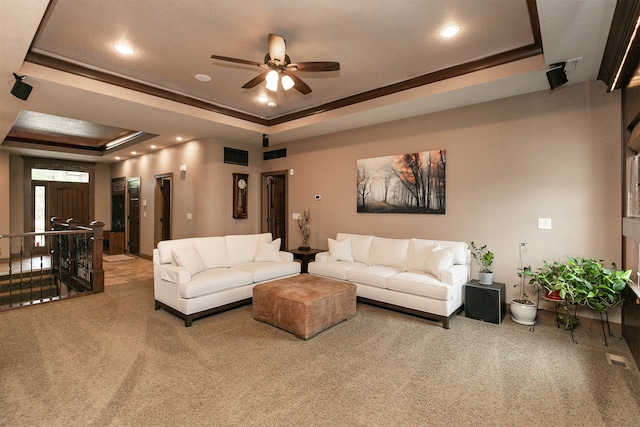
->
[
  {"left": 154, "top": 174, "right": 172, "bottom": 247},
  {"left": 127, "top": 177, "right": 140, "bottom": 254},
  {"left": 262, "top": 172, "right": 287, "bottom": 250}
]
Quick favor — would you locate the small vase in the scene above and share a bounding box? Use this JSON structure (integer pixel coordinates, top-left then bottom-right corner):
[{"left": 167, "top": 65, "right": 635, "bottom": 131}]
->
[{"left": 478, "top": 272, "right": 493, "bottom": 285}]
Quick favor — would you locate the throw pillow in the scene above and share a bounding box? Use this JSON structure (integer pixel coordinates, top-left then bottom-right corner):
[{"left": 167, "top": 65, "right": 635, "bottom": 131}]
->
[
  {"left": 172, "top": 244, "right": 207, "bottom": 276},
  {"left": 328, "top": 237, "right": 354, "bottom": 262},
  {"left": 424, "top": 245, "right": 455, "bottom": 279},
  {"left": 255, "top": 238, "right": 282, "bottom": 262}
]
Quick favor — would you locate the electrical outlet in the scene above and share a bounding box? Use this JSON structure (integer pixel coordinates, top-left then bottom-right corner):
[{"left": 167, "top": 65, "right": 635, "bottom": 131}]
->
[
  {"left": 315, "top": 195, "right": 321, "bottom": 200},
  {"left": 537, "top": 218, "right": 551, "bottom": 229}
]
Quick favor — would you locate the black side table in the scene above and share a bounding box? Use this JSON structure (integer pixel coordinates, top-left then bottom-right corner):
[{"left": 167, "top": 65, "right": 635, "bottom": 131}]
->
[
  {"left": 464, "top": 280, "right": 506, "bottom": 324},
  {"left": 288, "top": 248, "right": 322, "bottom": 273}
]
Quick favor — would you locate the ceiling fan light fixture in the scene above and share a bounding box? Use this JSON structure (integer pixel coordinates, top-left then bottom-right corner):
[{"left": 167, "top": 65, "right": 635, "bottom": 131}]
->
[
  {"left": 265, "top": 70, "right": 279, "bottom": 92},
  {"left": 281, "top": 74, "right": 295, "bottom": 91}
]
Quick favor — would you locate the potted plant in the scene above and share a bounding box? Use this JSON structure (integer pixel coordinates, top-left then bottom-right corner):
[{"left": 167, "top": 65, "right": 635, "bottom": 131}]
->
[
  {"left": 471, "top": 242, "right": 494, "bottom": 284},
  {"left": 526, "top": 256, "right": 631, "bottom": 313},
  {"left": 511, "top": 242, "right": 538, "bottom": 325}
]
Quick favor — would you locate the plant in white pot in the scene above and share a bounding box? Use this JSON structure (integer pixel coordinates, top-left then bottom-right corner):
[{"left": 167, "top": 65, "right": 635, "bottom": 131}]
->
[
  {"left": 511, "top": 242, "right": 538, "bottom": 325},
  {"left": 471, "top": 242, "right": 494, "bottom": 285}
]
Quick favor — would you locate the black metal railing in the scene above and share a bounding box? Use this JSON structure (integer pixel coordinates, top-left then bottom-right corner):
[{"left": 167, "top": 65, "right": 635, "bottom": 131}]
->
[{"left": 0, "top": 219, "right": 104, "bottom": 309}]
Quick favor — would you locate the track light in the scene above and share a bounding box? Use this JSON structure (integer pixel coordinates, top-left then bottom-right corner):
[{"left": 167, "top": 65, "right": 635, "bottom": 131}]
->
[
  {"left": 11, "top": 73, "right": 32, "bottom": 100},
  {"left": 546, "top": 62, "right": 568, "bottom": 90}
]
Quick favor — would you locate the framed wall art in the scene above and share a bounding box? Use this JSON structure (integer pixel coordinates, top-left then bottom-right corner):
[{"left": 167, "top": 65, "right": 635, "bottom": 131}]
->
[{"left": 357, "top": 150, "right": 445, "bottom": 214}]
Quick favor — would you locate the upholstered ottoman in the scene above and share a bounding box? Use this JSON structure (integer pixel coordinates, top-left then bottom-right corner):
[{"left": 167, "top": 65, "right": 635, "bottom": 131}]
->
[{"left": 253, "top": 274, "right": 356, "bottom": 340}]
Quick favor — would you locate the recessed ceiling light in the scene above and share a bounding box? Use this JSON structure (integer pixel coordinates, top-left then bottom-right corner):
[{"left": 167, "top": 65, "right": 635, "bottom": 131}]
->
[
  {"left": 440, "top": 25, "right": 460, "bottom": 38},
  {"left": 176, "top": 136, "right": 183, "bottom": 141},
  {"left": 195, "top": 74, "right": 211, "bottom": 82},
  {"left": 267, "top": 101, "right": 277, "bottom": 108},
  {"left": 150, "top": 145, "right": 156, "bottom": 149},
  {"left": 114, "top": 43, "right": 135, "bottom": 54},
  {"left": 131, "top": 151, "right": 137, "bottom": 155},
  {"left": 115, "top": 156, "right": 121, "bottom": 160}
]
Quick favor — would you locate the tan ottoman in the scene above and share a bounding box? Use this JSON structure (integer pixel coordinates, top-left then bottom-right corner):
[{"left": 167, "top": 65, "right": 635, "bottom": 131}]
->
[{"left": 253, "top": 275, "right": 356, "bottom": 340}]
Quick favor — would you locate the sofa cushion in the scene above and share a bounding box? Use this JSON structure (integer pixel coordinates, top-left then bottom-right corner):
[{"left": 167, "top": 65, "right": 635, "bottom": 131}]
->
[
  {"left": 387, "top": 272, "right": 453, "bottom": 301},
  {"left": 157, "top": 238, "right": 198, "bottom": 265},
  {"left": 255, "top": 238, "right": 282, "bottom": 262},
  {"left": 424, "top": 245, "right": 455, "bottom": 280},
  {"left": 225, "top": 233, "right": 272, "bottom": 266},
  {"left": 192, "top": 237, "right": 229, "bottom": 269},
  {"left": 369, "top": 237, "right": 409, "bottom": 270},
  {"left": 307, "top": 260, "right": 366, "bottom": 281},
  {"left": 233, "top": 261, "right": 300, "bottom": 283},
  {"left": 424, "top": 240, "right": 468, "bottom": 265},
  {"left": 407, "top": 239, "right": 436, "bottom": 272},
  {"left": 328, "top": 237, "right": 354, "bottom": 262},
  {"left": 179, "top": 268, "right": 254, "bottom": 299},
  {"left": 172, "top": 244, "right": 207, "bottom": 276},
  {"left": 336, "top": 233, "right": 374, "bottom": 263},
  {"left": 348, "top": 265, "right": 402, "bottom": 288}
]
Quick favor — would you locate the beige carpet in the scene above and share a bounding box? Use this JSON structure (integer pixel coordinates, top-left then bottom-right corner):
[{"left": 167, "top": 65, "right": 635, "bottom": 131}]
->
[{"left": 1, "top": 278, "right": 638, "bottom": 426}]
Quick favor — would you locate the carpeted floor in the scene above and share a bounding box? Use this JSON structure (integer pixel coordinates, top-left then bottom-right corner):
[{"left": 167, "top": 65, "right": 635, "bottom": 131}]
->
[{"left": 1, "top": 278, "right": 638, "bottom": 426}]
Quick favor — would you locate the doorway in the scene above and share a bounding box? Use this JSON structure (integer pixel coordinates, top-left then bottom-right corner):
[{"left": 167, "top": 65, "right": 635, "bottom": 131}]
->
[
  {"left": 262, "top": 171, "right": 287, "bottom": 250},
  {"left": 154, "top": 174, "right": 172, "bottom": 247},
  {"left": 127, "top": 177, "right": 141, "bottom": 254}
]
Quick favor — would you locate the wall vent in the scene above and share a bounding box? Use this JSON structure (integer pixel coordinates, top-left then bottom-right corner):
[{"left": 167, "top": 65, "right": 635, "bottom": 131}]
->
[
  {"left": 264, "top": 148, "right": 286, "bottom": 160},
  {"left": 224, "top": 147, "right": 249, "bottom": 166}
]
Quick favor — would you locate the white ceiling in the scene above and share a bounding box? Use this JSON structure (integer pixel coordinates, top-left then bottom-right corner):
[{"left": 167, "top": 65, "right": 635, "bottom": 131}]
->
[{"left": 0, "top": 0, "right": 617, "bottom": 162}]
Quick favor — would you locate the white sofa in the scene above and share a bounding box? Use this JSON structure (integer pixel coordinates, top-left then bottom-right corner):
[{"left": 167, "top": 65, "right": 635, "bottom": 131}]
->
[
  {"left": 153, "top": 233, "right": 300, "bottom": 326},
  {"left": 308, "top": 233, "right": 470, "bottom": 328}
]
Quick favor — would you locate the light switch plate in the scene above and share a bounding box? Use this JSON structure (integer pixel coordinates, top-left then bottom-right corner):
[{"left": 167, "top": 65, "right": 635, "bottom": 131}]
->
[{"left": 538, "top": 218, "right": 551, "bottom": 229}]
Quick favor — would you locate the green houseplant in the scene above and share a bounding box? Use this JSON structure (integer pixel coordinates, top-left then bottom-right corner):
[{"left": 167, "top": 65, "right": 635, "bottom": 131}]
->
[
  {"left": 526, "top": 257, "right": 631, "bottom": 312},
  {"left": 471, "top": 242, "right": 494, "bottom": 284},
  {"left": 511, "top": 242, "right": 538, "bottom": 325}
]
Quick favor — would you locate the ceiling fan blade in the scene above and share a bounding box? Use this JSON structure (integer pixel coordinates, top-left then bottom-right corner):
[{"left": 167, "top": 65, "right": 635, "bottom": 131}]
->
[
  {"left": 242, "top": 71, "right": 269, "bottom": 89},
  {"left": 284, "top": 71, "right": 312, "bottom": 95},
  {"left": 290, "top": 62, "right": 340, "bottom": 72},
  {"left": 211, "top": 55, "right": 262, "bottom": 68},
  {"left": 268, "top": 34, "right": 286, "bottom": 63}
]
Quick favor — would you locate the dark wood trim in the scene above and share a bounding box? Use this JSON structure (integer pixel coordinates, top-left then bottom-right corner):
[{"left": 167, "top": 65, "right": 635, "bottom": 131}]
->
[
  {"left": 598, "top": 0, "right": 640, "bottom": 90},
  {"left": 154, "top": 298, "right": 252, "bottom": 327},
  {"left": 25, "top": 1, "right": 543, "bottom": 129},
  {"left": 25, "top": 51, "right": 271, "bottom": 127},
  {"left": 356, "top": 296, "right": 462, "bottom": 329}
]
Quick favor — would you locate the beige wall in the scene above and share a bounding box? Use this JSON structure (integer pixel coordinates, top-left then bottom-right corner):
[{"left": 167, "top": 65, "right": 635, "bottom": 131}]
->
[
  {"left": 268, "top": 80, "right": 621, "bottom": 301},
  {"left": 110, "top": 138, "right": 262, "bottom": 257},
  {"left": 1, "top": 80, "right": 622, "bottom": 306}
]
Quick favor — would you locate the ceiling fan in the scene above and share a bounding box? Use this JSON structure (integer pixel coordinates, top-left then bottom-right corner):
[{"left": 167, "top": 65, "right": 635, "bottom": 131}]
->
[{"left": 211, "top": 34, "right": 340, "bottom": 95}]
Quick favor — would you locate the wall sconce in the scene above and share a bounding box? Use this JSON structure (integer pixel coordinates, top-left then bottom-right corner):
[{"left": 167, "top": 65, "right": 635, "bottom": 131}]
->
[{"left": 180, "top": 164, "right": 187, "bottom": 172}]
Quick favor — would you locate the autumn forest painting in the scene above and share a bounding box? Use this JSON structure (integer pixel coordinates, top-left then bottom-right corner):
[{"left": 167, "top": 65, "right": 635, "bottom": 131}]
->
[{"left": 357, "top": 150, "right": 445, "bottom": 214}]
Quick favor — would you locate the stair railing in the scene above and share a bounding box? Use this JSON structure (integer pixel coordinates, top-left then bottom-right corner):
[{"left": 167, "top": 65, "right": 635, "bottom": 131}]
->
[{"left": 0, "top": 219, "right": 104, "bottom": 309}]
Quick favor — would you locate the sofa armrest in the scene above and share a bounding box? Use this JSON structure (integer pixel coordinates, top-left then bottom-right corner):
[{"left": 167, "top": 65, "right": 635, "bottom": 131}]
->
[
  {"left": 440, "top": 264, "right": 469, "bottom": 285},
  {"left": 315, "top": 251, "right": 329, "bottom": 262},
  {"left": 160, "top": 264, "right": 192, "bottom": 284},
  {"left": 279, "top": 251, "right": 294, "bottom": 262}
]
